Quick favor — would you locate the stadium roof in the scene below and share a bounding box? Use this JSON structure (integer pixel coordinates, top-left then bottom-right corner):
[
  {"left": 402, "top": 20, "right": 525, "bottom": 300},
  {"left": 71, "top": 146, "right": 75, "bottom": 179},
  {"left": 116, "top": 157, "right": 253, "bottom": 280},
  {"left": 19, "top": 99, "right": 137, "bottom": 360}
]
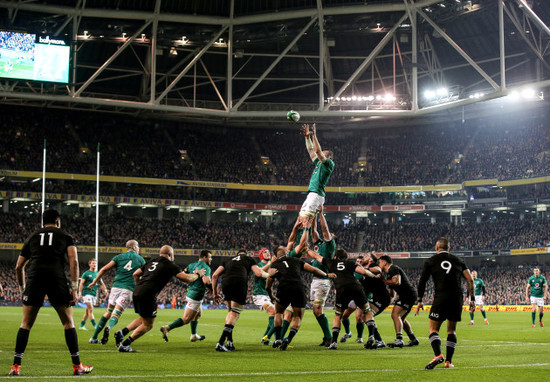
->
[{"left": 0, "top": 0, "right": 549, "bottom": 127}]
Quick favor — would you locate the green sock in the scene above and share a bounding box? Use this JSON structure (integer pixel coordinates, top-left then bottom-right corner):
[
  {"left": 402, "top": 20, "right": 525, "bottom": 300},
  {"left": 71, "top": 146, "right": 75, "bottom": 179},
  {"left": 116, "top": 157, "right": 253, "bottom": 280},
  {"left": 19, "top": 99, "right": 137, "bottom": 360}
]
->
[
  {"left": 91, "top": 319, "right": 97, "bottom": 327},
  {"left": 107, "top": 316, "right": 119, "bottom": 329},
  {"left": 315, "top": 314, "right": 332, "bottom": 340},
  {"left": 356, "top": 322, "right": 364, "bottom": 338},
  {"left": 540, "top": 312, "right": 544, "bottom": 322},
  {"left": 481, "top": 310, "right": 487, "bottom": 319},
  {"left": 264, "top": 316, "right": 274, "bottom": 336},
  {"left": 266, "top": 322, "right": 277, "bottom": 339},
  {"left": 168, "top": 318, "right": 185, "bottom": 330},
  {"left": 470, "top": 312, "right": 474, "bottom": 321},
  {"left": 281, "top": 320, "right": 291, "bottom": 338},
  {"left": 190, "top": 320, "right": 198, "bottom": 335},
  {"left": 532, "top": 312, "right": 536, "bottom": 324},
  {"left": 342, "top": 318, "right": 351, "bottom": 335},
  {"left": 80, "top": 320, "right": 86, "bottom": 328},
  {"left": 91, "top": 316, "right": 108, "bottom": 339}
]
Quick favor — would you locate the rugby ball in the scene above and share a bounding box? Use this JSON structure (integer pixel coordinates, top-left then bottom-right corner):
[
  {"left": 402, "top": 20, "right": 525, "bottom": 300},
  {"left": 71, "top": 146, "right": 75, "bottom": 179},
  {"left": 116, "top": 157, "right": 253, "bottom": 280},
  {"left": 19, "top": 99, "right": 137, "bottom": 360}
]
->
[{"left": 286, "top": 110, "right": 300, "bottom": 123}]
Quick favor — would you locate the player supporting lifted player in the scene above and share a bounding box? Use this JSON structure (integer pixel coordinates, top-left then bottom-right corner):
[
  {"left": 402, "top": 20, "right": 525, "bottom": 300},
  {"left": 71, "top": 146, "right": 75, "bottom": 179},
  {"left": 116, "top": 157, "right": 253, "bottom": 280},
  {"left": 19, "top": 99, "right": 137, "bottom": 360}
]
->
[
  {"left": 252, "top": 248, "right": 278, "bottom": 345},
  {"left": 160, "top": 250, "right": 212, "bottom": 342},
  {"left": 116, "top": 246, "right": 205, "bottom": 352},
  {"left": 526, "top": 267, "right": 547, "bottom": 327},
  {"left": 267, "top": 238, "right": 335, "bottom": 351},
  {"left": 416, "top": 238, "right": 475, "bottom": 370},
  {"left": 212, "top": 249, "right": 270, "bottom": 352},
  {"left": 88, "top": 240, "right": 146, "bottom": 345},
  {"left": 299, "top": 123, "right": 334, "bottom": 224},
  {"left": 78, "top": 259, "right": 108, "bottom": 331},
  {"left": 469, "top": 270, "right": 489, "bottom": 325}
]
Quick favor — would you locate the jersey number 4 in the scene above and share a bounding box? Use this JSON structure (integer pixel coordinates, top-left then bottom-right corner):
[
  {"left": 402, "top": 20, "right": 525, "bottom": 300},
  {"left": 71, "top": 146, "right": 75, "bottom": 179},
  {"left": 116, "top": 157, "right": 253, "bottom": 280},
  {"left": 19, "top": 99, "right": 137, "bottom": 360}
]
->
[
  {"left": 39, "top": 232, "right": 53, "bottom": 246},
  {"left": 123, "top": 260, "right": 133, "bottom": 271}
]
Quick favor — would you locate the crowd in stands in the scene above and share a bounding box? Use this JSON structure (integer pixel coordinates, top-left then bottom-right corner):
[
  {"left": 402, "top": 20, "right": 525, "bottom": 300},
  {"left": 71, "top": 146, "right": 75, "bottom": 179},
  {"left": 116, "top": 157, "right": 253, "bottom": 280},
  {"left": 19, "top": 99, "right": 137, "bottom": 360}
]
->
[
  {"left": 2, "top": 106, "right": 550, "bottom": 187},
  {"left": 0, "top": 260, "right": 544, "bottom": 308},
  {"left": 2, "top": 211, "right": 550, "bottom": 252}
]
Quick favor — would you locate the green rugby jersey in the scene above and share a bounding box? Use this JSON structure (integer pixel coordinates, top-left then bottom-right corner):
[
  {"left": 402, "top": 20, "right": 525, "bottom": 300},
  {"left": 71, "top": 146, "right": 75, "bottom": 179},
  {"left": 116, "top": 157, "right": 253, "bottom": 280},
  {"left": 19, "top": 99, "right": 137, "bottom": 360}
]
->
[
  {"left": 474, "top": 278, "right": 485, "bottom": 296},
  {"left": 186, "top": 260, "right": 212, "bottom": 301},
  {"left": 528, "top": 275, "right": 547, "bottom": 298},
  {"left": 253, "top": 261, "right": 268, "bottom": 296},
  {"left": 111, "top": 251, "right": 146, "bottom": 291},
  {"left": 81, "top": 270, "right": 99, "bottom": 297},
  {"left": 308, "top": 158, "right": 335, "bottom": 197},
  {"left": 311, "top": 239, "right": 336, "bottom": 279}
]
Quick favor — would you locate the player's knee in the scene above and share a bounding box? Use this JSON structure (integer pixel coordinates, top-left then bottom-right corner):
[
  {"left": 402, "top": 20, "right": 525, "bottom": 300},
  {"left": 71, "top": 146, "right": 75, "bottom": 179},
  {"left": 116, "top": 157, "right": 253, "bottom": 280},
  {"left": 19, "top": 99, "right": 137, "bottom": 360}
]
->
[{"left": 113, "top": 309, "right": 123, "bottom": 318}]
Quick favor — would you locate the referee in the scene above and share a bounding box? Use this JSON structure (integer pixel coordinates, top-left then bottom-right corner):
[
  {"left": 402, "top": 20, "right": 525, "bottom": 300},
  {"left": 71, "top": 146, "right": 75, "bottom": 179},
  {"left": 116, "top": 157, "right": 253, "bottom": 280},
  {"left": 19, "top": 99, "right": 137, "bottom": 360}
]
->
[
  {"left": 416, "top": 237, "right": 475, "bottom": 370},
  {"left": 10, "top": 209, "right": 93, "bottom": 376}
]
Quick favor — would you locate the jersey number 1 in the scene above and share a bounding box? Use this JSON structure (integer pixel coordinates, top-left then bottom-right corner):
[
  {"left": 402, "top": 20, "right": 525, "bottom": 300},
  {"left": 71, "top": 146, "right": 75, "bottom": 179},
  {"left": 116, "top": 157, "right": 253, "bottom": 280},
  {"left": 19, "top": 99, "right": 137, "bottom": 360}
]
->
[{"left": 39, "top": 232, "right": 53, "bottom": 246}]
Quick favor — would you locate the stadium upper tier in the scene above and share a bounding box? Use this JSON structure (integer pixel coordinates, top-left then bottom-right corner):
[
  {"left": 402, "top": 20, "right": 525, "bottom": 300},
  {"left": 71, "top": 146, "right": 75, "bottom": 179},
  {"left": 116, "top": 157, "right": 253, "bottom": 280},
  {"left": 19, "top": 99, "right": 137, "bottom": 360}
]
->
[{"left": 1, "top": 107, "right": 550, "bottom": 187}]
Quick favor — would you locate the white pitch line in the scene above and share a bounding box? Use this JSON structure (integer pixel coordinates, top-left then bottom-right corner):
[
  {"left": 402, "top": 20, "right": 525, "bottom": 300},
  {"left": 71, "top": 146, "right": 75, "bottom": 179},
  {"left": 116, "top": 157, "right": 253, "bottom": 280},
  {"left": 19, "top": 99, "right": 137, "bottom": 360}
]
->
[{"left": 1, "top": 363, "right": 549, "bottom": 379}]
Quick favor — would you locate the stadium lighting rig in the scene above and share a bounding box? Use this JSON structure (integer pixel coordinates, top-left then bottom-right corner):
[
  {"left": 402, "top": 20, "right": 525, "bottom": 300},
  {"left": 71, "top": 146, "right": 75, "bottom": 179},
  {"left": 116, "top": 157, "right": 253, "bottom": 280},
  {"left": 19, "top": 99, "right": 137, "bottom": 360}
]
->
[
  {"left": 422, "top": 85, "right": 460, "bottom": 105},
  {"left": 324, "top": 94, "right": 409, "bottom": 110}
]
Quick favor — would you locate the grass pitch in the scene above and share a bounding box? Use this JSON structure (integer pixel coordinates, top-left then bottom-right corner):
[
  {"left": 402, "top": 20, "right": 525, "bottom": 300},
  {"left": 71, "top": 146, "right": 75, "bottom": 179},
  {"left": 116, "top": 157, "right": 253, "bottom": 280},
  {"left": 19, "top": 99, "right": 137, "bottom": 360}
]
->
[{"left": 0, "top": 307, "right": 548, "bottom": 381}]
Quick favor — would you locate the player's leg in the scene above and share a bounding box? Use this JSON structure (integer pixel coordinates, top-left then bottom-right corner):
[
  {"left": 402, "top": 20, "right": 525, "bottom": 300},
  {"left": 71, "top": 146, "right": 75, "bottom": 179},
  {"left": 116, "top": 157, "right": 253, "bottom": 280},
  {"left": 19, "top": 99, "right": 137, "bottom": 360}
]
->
[
  {"left": 389, "top": 305, "right": 404, "bottom": 347},
  {"left": 355, "top": 308, "right": 365, "bottom": 343},
  {"left": 54, "top": 305, "right": 93, "bottom": 374},
  {"left": 363, "top": 309, "right": 377, "bottom": 349},
  {"left": 425, "top": 318, "right": 445, "bottom": 370},
  {"left": 401, "top": 309, "right": 419, "bottom": 346},
  {"left": 272, "top": 301, "right": 287, "bottom": 347},
  {"left": 161, "top": 298, "right": 199, "bottom": 341},
  {"left": 480, "top": 304, "right": 488, "bottom": 325},
  {"left": 444, "top": 320, "right": 458, "bottom": 368},
  {"left": 281, "top": 307, "right": 294, "bottom": 338},
  {"left": 539, "top": 302, "right": 544, "bottom": 326},
  {"left": 469, "top": 303, "right": 475, "bottom": 324},
  {"left": 310, "top": 279, "right": 332, "bottom": 346},
  {"left": 190, "top": 306, "right": 205, "bottom": 341},
  {"left": 531, "top": 298, "right": 537, "bottom": 326},
  {"left": 119, "top": 317, "right": 153, "bottom": 353},
  {"left": 114, "top": 317, "right": 142, "bottom": 347},
  {"left": 280, "top": 307, "right": 305, "bottom": 350},
  {"left": 10, "top": 305, "right": 40, "bottom": 375},
  {"left": 340, "top": 303, "right": 354, "bottom": 343},
  {"left": 216, "top": 301, "right": 243, "bottom": 351},
  {"left": 261, "top": 303, "right": 276, "bottom": 344},
  {"left": 80, "top": 301, "right": 93, "bottom": 330},
  {"left": 329, "top": 304, "right": 344, "bottom": 349},
  {"left": 90, "top": 302, "right": 115, "bottom": 341}
]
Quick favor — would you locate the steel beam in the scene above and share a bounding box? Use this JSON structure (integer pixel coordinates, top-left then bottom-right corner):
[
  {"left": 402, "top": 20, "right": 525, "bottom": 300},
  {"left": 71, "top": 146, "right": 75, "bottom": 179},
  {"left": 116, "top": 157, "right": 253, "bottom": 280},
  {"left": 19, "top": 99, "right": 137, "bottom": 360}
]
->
[
  {"left": 74, "top": 21, "right": 152, "bottom": 97},
  {"left": 232, "top": 17, "right": 317, "bottom": 110},
  {"left": 417, "top": 8, "right": 500, "bottom": 90},
  {"left": 324, "top": 12, "right": 409, "bottom": 111}
]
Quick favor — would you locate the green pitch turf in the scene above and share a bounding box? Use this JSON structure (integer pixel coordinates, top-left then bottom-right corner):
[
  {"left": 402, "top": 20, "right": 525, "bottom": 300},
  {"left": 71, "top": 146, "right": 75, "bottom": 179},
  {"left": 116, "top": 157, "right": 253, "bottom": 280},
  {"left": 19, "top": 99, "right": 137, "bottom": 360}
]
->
[{"left": 0, "top": 307, "right": 548, "bottom": 380}]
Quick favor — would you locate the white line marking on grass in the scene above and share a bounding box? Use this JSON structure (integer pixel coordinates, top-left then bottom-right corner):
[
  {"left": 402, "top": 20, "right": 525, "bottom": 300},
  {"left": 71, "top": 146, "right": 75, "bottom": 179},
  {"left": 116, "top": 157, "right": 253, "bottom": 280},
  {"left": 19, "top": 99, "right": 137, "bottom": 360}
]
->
[{"left": 1, "top": 363, "right": 549, "bottom": 379}]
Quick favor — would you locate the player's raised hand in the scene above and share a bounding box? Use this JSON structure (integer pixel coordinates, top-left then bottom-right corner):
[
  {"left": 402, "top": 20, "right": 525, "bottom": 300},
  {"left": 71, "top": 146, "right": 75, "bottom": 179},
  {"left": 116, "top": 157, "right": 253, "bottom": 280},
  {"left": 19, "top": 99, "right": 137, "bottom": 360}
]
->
[
  {"left": 311, "top": 123, "right": 317, "bottom": 135},
  {"left": 301, "top": 124, "right": 311, "bottom": 137}
]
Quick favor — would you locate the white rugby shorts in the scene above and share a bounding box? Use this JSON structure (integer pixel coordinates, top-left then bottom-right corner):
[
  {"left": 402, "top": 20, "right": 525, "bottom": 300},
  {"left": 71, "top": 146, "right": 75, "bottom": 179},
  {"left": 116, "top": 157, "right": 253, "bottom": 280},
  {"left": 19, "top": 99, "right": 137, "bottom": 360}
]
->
[
  {"left": 253, "top": 294, "right": 274, "bottom": 310},
  {"left": 186, "top": 296, "right": 203, "bottom": 313},
  {"left": 82, "top": 295, "right": 97, "bottom": 306},
  {"left": 530, "top": 296, "right": 544, "bottom": 307},
  {"left": 474, "top": 295, "right": 484, "bottom": 306},
  {"left": 108, "top": 287, "right": 132, "bottom": 310},
  {"left": 310, "top": 278, "right": 331, "bottom": 306},
  {"left": 299, "top": 192, "right": 325, "bottom": 217}
]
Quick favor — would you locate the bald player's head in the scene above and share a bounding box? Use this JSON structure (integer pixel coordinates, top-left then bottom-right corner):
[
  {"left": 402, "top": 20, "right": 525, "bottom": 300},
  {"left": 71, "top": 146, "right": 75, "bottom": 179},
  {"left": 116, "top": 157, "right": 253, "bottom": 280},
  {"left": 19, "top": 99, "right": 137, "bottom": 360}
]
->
[
  {"left": 126, "top": 240, "right": 139, "bottom": 253},
  {"left": 435, "top": 237, "right": 449, "bottom": 252},
  {"left": 160, "top": 245, "right": 174, "bottom": 261}
]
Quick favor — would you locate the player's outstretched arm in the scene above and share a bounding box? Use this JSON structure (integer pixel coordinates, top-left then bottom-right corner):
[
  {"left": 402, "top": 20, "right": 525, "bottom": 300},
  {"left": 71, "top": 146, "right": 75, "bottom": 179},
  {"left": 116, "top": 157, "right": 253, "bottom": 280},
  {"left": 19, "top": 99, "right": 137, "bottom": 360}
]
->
[
  {"left": 354, "top": 265, "right": 377, "bottom": 278},
  {"left": 526, "top": 282, "right": 531, "bottom": 303},
  {"left": 293, "top": 226, "right": 310, "bottom": 255},
  {"left": 310, "top": 124, "right": 327, "bottom": 163},
  {"left": 303, "top": 262, "right": 332, "bottom": 279},
  {"left": 266, "top": 277, "right": 275, "bottom": 302},
  {"left": 175, "top": 269, "right": 203, "bottom": 283},
  {"left": 318, "top": 206, "right": 332, "bottom": 242},
  {"left": 311, "top": 214, "right": 320, "bottom": 243},
  {"left": 302, "top": 124, "right": 317, "bottom": 162},
  {"left": 306, "top": 249, "right": 323, "bottom": 263},
  {"left": 286, "top": 218, "right": 302, "bottom": 250},
  {"left": 89, "top": 260, "right": 115, "bottom": 288}
]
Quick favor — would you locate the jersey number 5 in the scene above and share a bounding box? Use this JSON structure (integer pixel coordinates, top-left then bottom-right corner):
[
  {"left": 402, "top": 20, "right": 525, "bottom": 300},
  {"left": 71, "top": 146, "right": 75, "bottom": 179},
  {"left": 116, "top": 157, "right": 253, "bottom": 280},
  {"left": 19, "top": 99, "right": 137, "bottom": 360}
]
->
[{"left": 337, "top": 262, "right": 345, "bottom": 271}]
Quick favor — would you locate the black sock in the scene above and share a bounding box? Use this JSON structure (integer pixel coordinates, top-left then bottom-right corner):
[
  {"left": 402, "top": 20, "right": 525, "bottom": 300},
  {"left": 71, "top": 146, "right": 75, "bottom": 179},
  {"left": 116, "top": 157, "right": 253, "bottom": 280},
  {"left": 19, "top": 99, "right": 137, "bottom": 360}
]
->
[
  {"left": 274, "top": 326, "right": 282, "bottom": 341},
  {"left": 408, "top": 331, "right": 417, "bottom": 341},
  {"left": 429, "top": 332, "right": 442, "bottom": 356},
  {"left": 396, "top": 332, "right": 403, "bottom": 341},
  {"left": 122, "top": 327, "right": 130, "bottom": 336},
  {"left": 366, "top": 320, "right": 375, "bottom": 337},
  {"left": 540, "top": 312, "right": 544, "bottom": 322},
  {"left": 287, "top": 328, "right": 298, "bottom": 343},
  {"left": 373, "top": 325, "right": 382, "bottom": 341},
  {"left": 13, "top": 328, "right": 30, "bottom": 366},
  {"left": 121, "top": 336, "right": 134, "bottom": 347},
  {"left": 218, "top": 324, "right": 234, "bottom": 344},
  {"left": 446, "top": 334, "right": 457, "bottom": 363},
  {"left": 331, "top": 327, "right": 340, "bottom": 343},
  {"left": 64, "top": 328, "right": 80, "bottom": 365}
]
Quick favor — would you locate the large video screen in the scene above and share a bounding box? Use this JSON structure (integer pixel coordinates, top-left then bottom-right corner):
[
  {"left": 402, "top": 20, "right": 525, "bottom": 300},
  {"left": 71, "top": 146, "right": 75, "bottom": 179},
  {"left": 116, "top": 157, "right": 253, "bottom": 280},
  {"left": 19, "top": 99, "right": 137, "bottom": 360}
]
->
[{"left": 0, "top": 31, "right": 70, "bottom": 83}]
